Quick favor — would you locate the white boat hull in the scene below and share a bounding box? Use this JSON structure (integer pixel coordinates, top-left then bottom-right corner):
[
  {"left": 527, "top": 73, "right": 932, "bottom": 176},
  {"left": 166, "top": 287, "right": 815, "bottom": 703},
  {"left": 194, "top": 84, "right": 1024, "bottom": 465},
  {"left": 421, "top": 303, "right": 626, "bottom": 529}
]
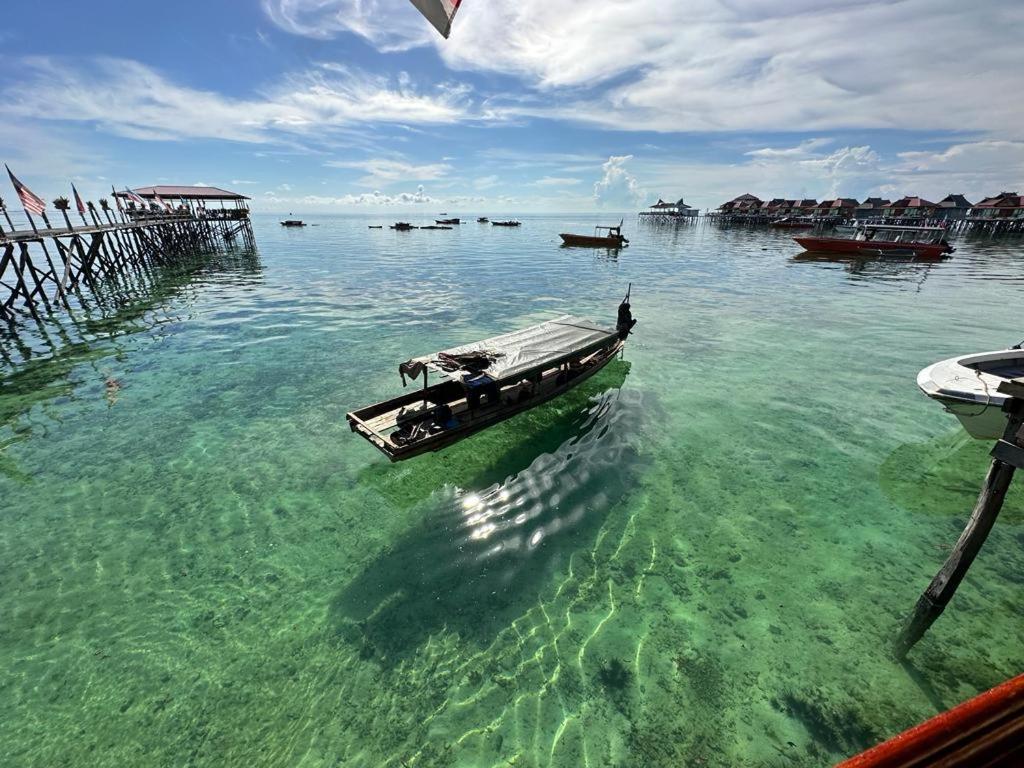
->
[{"left": 917, "top": 348, "right": 1024, "bottom": 439}]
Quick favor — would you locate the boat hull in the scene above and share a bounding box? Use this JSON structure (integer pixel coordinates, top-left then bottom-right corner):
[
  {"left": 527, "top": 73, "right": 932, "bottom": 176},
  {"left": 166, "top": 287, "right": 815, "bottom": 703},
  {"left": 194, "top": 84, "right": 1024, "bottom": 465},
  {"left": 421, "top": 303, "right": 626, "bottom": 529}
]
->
[
  {"left": 559, "top": 234, "right": 628, "bottom": 248},
  {"left": 348, "top": 340, "right": 623, "bottom": 461},
  {"left": 917, "top": 348, "right": 1024, "bottom": 439},
  {"left": 795, "top": 236, "right": 951, "bottom": 259}
]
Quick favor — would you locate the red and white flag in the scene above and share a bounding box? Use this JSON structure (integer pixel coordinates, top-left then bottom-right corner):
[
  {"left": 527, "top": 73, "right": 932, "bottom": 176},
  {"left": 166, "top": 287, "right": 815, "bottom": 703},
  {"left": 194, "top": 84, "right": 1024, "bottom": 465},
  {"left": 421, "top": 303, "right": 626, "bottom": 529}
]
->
[
  {"left": 72, "top": 183, "right": 87, "bottom": 214},
  {"left": 409, "top": 0, "right": 461, "bottom": 38},
  {"left": 153, "top": 192, "right": 172, "bottom": 212},
  {"left": 123, "top": 187, "right": 148, "bottom": 207},
  {"left": 5, "top": 165, "right": 46, "bottom": 216}
]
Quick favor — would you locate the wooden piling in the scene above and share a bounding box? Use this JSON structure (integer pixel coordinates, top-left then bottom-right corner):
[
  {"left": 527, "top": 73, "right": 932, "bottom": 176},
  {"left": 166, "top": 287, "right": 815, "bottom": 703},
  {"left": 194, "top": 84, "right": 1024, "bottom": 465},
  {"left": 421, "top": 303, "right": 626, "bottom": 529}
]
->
[
  {"left": 894, "top": 396, "right": 1024, "bottom": 658},
  {"left": 0, "top": 184, "right": 254, "bottom": 325}
]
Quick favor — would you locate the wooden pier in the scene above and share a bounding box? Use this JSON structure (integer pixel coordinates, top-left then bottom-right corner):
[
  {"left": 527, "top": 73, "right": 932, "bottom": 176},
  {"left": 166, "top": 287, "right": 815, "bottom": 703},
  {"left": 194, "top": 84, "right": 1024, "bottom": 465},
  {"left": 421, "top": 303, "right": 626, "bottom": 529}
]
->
[{"left": 0, "top": 185, "right": 254, "bottom": 323}]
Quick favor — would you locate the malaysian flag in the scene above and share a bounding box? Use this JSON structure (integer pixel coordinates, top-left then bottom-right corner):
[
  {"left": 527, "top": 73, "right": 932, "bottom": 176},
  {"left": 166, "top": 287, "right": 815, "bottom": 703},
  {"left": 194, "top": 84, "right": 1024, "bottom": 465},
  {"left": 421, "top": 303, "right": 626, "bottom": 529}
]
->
[
  {"left": 72, "top": 184, "right": 87, "bottom": 214},
  {"left": 123, "top": 187, "right": 148, "bottom": 207},
  {"left": 153, "top": 192, "right": 172, "bottom": 212},
  {"left": 5, "top": 165, "right": 46, "bottom": 216}
]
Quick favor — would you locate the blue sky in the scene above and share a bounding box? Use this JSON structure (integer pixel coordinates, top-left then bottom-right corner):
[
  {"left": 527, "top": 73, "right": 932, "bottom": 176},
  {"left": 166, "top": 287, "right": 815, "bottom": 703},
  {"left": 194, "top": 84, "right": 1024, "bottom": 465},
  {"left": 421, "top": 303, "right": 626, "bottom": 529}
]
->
[{"left": 2, "top": 0, "right": 1023, "bottom": 212}]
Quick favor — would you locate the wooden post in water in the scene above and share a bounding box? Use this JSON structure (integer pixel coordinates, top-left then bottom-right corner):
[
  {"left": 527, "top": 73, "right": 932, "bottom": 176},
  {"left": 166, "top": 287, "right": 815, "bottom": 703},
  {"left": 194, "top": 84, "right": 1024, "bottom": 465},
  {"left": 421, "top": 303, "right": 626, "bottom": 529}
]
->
[{"left": 894, "top": 392, "right": 1024, "bottom": 659}]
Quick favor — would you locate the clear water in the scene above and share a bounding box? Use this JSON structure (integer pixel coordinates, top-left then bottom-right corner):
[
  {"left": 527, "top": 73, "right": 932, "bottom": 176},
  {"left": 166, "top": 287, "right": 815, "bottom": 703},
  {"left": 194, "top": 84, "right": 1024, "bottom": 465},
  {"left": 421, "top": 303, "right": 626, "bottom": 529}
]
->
[{"left": 1, "top": 214, "right": 1022, "bottom": 767}]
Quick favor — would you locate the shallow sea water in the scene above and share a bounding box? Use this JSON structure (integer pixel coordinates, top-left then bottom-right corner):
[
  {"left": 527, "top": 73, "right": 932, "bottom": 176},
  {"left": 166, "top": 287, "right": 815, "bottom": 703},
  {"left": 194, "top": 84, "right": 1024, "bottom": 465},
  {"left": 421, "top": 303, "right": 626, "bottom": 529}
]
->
[{"left": 1, "top": 213, "right": 1022, "bottom": 767}]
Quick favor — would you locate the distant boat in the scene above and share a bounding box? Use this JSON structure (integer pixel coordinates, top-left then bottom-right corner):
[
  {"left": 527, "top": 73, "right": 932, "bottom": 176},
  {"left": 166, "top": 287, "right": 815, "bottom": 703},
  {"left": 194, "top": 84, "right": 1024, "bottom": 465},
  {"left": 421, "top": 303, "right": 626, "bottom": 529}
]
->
[
  {"left": 795, "top": 224, "right": 953, "bottom": 260},
  {"left": 560, "top": 221, "right": 628, "bottom": 248},
  {"left": 917, "top": 347, "right": 1024, "bottom": 439},
  {"left": 390, "top": 222, "right": 418, "bottom": 230},
  {"left": 770, "top": 216, "right": 814, "bottom": 229},
  {"left": 421, "top": 225, "right": 453, "bottom": 230},
  {"left": 492, "top": 220, "right": 521, "bottom": 227},
  {"left": 368, "top": 225, "right": 383, "bottom": 229},
  {"left": 280, "top": 219, "right": 306, "bottom": 227},
  {"left": 436, "top": 218, "right": 461, "bottom": 225},
  {"left": 477, "top": 217, "right": 489, "bottom": 223}
]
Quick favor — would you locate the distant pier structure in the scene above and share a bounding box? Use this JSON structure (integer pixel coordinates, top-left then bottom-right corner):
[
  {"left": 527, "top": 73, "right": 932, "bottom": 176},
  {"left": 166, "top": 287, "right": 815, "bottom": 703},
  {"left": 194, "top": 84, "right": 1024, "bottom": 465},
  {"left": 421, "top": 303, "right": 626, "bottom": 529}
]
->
[
  {"left": 639, "top": 197, "right": 700, "bottom": 223},
  {"left": 0, "top": 183, "right": 254, "bottom": 323}
]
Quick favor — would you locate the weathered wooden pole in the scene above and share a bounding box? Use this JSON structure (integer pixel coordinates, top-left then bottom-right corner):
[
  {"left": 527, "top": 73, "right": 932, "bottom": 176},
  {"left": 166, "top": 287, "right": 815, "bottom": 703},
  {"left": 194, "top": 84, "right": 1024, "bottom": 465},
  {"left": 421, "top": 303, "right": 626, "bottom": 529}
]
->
[{"left": 895, "top": 394, "right": 1024, "bottom": 659}]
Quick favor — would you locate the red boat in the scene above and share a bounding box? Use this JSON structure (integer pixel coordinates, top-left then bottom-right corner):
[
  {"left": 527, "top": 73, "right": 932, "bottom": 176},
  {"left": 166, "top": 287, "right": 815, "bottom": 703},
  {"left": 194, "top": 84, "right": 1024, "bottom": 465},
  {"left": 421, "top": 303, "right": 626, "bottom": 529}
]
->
[{"left": 795, "top": 224, "right": 953, "bottom": 260}]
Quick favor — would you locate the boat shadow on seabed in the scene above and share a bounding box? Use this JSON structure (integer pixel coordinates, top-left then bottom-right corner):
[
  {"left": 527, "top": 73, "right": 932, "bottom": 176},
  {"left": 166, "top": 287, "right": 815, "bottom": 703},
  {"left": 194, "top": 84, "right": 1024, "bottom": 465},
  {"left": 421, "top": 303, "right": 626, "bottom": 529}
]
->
[{"left": 330, "top": 364, "right": 658, "bottom": 667}]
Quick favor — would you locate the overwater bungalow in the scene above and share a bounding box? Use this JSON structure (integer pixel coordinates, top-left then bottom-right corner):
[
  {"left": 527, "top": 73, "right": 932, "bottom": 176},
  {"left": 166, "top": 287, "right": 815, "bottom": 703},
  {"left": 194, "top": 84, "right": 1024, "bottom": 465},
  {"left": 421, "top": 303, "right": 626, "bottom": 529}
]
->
[
  {"left": 968, "top": 191, "right": 1024, "bottom": 220},
  {"left": 934, "top": 194, "right": 973, "bottom": 221},
  {"left": 884, "top": 196, "right": 937, "bottom": 219},
  {"left": 640, "top": 197, "right": 699, "bottom": 219},
  {"left": 115, "top": 185, "right": 251, "bottom": 221},
  {"left": 855, "top": 197, "right": 891, "bottom": 219}
]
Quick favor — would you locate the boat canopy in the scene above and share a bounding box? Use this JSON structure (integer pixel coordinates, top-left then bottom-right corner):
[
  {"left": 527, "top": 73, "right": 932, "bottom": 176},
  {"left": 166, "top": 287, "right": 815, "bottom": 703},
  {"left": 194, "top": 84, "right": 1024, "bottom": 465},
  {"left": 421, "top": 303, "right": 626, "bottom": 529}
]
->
[
  {"left": 409, "top": 0, "right": 461, "bottom": 38},
  {"left": 404, "top": 315, "right": 618, "bottom": 383}
]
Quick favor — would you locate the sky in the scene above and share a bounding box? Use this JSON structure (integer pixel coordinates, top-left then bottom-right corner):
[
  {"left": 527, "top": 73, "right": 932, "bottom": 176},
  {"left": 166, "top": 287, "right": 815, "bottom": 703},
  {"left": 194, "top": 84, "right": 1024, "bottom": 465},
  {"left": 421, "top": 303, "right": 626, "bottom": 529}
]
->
[{"left": 1, "top": 0, "right": 1023, "bottom": 213}]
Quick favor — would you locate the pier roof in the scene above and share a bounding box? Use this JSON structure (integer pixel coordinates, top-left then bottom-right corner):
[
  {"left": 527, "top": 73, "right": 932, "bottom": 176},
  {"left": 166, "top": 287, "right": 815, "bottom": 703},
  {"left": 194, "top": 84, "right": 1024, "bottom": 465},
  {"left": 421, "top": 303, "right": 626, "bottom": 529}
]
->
[{"left": 119, "top": 185, "right": 250, "bottom": 201}]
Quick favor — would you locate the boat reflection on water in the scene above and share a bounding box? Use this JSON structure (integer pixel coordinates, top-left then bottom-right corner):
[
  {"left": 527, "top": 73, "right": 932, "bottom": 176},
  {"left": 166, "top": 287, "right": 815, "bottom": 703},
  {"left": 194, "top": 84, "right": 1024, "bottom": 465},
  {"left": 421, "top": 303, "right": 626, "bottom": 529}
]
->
[
  {"left": 790, "top": 250, "right": 945, "bottom": 288},
  {"left": 331, "top": 362, "right": 654, "bottom": 665}
]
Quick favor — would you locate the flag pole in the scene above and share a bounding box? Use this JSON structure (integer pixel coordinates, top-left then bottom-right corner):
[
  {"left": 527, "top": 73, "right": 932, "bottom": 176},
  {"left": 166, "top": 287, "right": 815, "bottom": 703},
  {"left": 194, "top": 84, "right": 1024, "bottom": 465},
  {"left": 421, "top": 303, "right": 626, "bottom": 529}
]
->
[{"left": 0, "top": 196, "right": 14, "bottom": 235}]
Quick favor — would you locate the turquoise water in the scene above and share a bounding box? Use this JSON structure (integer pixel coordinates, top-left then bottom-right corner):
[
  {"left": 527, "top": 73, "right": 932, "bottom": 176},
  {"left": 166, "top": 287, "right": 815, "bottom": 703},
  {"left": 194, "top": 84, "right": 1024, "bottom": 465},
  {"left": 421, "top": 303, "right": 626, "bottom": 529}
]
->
[{"left": 1, "top": 214, "right": 1022, "bottom": 767}]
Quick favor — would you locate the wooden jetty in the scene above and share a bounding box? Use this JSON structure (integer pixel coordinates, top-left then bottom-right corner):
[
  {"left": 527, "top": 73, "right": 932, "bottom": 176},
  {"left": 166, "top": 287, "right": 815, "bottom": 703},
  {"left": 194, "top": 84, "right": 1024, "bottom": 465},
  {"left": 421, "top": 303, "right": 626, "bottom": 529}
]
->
[{"left": 0, "top": 184, "right": 254, "bottom": 323}]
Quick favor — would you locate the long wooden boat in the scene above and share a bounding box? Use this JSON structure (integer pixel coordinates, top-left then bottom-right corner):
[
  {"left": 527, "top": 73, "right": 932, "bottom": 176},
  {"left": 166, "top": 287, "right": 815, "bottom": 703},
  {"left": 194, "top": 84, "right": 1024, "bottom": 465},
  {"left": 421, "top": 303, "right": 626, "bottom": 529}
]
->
[
  {"left": 390, "top": 222, "right": 418, "bottom": 230},
  {"left": 795, "top": 224, "right": 953, "bottom": 259},
  {"left": 492, "top": 220, "right": 521, "bottom": 227},
  {"left": 280, "top": 220, "right": 306, "bottom": 227},
  {"left": 436, "top": 218, "right": 461, "bottom": 225},
  {"left": 347, "top": 300, "right": 636, "bottom": 461},
  {"left": 560, "top": 223, "right": 628, "bottom": 248}
]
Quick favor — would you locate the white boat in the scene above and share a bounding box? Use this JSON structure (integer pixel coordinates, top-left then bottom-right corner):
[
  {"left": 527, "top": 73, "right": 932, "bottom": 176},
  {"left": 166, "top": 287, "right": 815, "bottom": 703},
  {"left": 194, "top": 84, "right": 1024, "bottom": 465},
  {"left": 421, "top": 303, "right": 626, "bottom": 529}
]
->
[{"left": 917, "top": 347, "right": 1024, "bottom": 439}]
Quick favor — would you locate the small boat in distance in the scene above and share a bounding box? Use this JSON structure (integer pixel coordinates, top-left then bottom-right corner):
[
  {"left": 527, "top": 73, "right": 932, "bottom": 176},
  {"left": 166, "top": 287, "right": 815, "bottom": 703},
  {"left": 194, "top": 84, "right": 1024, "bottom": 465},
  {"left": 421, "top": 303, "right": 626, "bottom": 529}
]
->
[
  {"left": 795, "top": 224, "right": 953, "bottom": 260},
  {"left": 421, "top": 225, "right": 453, "bottom": 230},
  {"left": 492, "top": 220, "right": 521, "bottom": 227},
  {"left": 477, "top": 217, "right": 489, "bottom": 223},
  {"left": 917, "top": 346, "right": 1024, "bottom": 439},
  {"left": 436, "top": 218, "right": 461, "bottom": 225},
  {"left": 390, "top": 222, "right": 418, "bottom": 230},
  {"left": 280, "top": 220, "right": 306, "bottom": 227},
  {"left": 560, "top": 221, "right": 629, "bottom": 248},
  {"left": 347, "top": 291, "right": 637, "bottom": 461},
  {"left": 770, "top": 216, "right": 815, "bottom": 229},
  {"left": 368, "top": 225, "right": 383, "bottom": 229}
]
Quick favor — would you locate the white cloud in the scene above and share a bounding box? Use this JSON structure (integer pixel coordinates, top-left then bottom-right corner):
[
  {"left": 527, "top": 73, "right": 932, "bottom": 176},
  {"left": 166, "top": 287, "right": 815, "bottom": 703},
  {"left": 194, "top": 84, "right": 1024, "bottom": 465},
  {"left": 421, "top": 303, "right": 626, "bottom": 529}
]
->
[
  {"left": 474, "top": 175, "right": 500, "bottom": 190},
  {"left": 5, "top": 57, "right": 474, "bottom": 145},
  {"left": 265, "top": 184, "right": 435, "bottom": 207},
  {"left": 533, "top": 176, "right": 582, "bottom": 187},
  {"left": 593, "top": 155, "right": 644, "bottom": 207},
  {"left": 271, "top": 0, "right": 1024, "bottom": 135},
  {"left": 326, "top": 158, "right": 452, "bottom": 186},
  {"left": 263, "top": 0, "right": 433, "bottom": 51}
]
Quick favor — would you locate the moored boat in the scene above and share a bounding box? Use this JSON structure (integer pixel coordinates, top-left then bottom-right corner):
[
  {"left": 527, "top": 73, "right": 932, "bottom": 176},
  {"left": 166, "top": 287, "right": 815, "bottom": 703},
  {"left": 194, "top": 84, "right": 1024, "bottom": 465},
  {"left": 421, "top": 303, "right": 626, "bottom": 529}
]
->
[
  {"left": 770, "top": 216, "right": 815, "bottom": 229},
  {"left": 795, "top": 224, "right": 953, "bottom": 259},
  {"left": 917, "top": 346, "right": 1024, "bottom": 439},
  {"left": 492, "top": 220, "right": 521, "bottom": 227},
  {"left": 390, "top": 222, "right": 418, "bottom": 230},
  {"left": 560, "top": 222, "right": 628, "bottom": 248},
  {"left": 280, "top": 220, "right": 306, "bottom": 227},
  {"left": 347, "top": 294, "right": 637, "bottom": 461},
  {"left": 477, "top": 217, "right": 489, "bottom": 223},
  {"left": 421, "top": 225, "right": 453, "bottom": 230},
  {"left": 436, "top": 218, "right": 461, "bottom": 225}
]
